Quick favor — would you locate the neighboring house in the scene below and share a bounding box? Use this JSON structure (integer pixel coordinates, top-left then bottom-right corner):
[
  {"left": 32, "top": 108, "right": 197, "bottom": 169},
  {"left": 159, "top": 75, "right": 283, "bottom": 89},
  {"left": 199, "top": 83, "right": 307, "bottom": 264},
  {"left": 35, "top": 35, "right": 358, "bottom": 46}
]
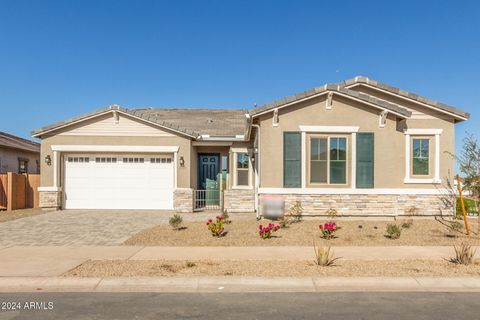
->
[
  {"left": 32, "top": 76, "right": 469, "bottom": 216},
  {"left": 0, "top": 132, "right": 40, "bottom": 174}
]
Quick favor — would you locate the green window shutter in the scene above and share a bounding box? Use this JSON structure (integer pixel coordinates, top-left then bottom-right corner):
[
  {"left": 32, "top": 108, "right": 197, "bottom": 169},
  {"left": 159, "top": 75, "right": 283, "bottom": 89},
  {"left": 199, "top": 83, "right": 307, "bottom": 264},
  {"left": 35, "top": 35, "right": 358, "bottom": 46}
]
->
[
  {"left": 283, "top": 132, "right": 301, "bottom": 188},
  {"left": 356, "top": 133, "right": 374, "bottom": 188}
]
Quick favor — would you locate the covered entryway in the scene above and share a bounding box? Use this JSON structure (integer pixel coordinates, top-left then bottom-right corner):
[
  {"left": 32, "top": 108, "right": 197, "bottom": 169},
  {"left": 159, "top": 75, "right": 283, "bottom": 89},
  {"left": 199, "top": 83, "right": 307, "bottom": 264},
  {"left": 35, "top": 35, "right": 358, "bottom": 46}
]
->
[{"left": 64, "top": 155, "right": 174, "bottom": 209}]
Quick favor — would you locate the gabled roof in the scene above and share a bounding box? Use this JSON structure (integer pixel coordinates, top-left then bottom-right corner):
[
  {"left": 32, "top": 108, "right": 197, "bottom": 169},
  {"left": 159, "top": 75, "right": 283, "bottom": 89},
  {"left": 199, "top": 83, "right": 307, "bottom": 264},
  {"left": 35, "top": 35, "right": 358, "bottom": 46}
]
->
[
  {"left": 0, "top": 131, "right": 40, "bottom": 153},
  {"left": 132, "top": 108, "right": 249, "bottom": 137},
  {"left": 32, "top": 105, "right": 249, "bottom": 139},
  {"left": 250, "top": 84, "right": 412, "bottom": 118},
  {"left": 339, "top": 76, "right": 470, "bottom": 120}
]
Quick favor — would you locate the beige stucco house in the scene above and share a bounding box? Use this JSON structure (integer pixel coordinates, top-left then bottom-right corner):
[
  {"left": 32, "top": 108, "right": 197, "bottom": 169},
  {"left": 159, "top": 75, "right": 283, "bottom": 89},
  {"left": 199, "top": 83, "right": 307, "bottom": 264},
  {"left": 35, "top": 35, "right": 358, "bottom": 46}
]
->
[
  {"left": 32, "top": 76, "right": 469, "bottom": 216},
  {"left": 0, "top": 132, "right": 40, "bottom": 174}
]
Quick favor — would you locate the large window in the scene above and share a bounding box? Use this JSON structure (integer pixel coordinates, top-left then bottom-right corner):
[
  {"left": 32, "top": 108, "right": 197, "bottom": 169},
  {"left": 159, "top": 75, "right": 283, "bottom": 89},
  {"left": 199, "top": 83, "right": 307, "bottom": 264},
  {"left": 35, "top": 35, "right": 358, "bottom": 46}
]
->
[
  {"left": 412, "top": 138, "right": 429, "bottom": 175},
  {"left": 310, "top": 136, "right": 347, "bottom": 184},
  {"left": 235, "top": 153, "right": 250, "bottom": 186}
]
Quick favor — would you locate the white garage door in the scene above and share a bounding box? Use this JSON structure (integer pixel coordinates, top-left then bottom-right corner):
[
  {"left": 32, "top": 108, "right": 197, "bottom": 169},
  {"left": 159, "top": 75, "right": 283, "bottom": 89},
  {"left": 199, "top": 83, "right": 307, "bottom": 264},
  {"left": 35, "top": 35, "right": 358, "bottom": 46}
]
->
[{"left": 64, "top": 155, "right": 174, "bottom": 209}]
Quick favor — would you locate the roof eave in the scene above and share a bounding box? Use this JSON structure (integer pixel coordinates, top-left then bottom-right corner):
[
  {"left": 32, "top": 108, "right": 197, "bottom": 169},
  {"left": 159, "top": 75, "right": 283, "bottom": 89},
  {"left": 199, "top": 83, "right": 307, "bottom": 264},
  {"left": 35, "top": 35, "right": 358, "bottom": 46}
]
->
[
  {"left": 343, "top": 81, "right": 469, "bottom": 121},
  {"left": 32, "top": 106, "right": 198, "bottom": 139}
]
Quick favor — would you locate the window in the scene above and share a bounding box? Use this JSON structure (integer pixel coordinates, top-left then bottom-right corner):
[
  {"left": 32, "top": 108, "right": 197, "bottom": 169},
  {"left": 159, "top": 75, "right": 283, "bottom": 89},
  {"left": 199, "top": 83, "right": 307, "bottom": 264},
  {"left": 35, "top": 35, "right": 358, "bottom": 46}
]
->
[
  {"left": 18, "top": 158, "right": 28, "bottom": 174},
  {"left": 68, "top": 157, "right": 90, "bottom": 163},
  {"left": 235, "top": 153, "right": 250, "bottom": 187},
  {"left": 412, "top": 138, "right": 429, "bottom": 175},
  {"left": 122, "top": 157, "right": 143, "bottom": 163},
  {"left": 95, "top": 157, "right": 116, "bottom": 163},
  {"left": 310, "top": 137, "right": 328, "bottom": 183},
  {"left": 330, "top": 137, "right": 347, "bottom": 184},
  {"left": 150, "top": 157, "right": 172, "bottom": 164},
  {"left": 309, "top": 136, "right": 347, "bottom": 184}
]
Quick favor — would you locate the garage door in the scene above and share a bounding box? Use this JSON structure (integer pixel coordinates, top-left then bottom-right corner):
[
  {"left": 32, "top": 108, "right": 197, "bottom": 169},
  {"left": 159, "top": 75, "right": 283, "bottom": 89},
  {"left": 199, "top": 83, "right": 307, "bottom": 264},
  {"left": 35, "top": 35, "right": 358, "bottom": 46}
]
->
[{"left": 64, "top": 155, "right": 174, "bottom": 209}]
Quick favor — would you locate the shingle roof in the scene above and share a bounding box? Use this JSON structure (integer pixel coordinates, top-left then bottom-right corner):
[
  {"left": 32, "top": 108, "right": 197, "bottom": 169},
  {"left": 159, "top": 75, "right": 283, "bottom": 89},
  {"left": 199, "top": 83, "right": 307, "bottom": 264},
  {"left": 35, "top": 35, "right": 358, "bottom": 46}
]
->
[
  {"left": 32, "top": 105, "right": 249, "bottom": 138},
  {"left": 132, "top": 108, "right": 249, "bottom": 137},
  {"left": 250, "top": 84, "right": 412, "bottom": 118},
  {"left": 338, "top": 76, "right": 470, "bottom": 120},
  {"left": 0, "top": 131, "right": 40, "bottom": 153}
]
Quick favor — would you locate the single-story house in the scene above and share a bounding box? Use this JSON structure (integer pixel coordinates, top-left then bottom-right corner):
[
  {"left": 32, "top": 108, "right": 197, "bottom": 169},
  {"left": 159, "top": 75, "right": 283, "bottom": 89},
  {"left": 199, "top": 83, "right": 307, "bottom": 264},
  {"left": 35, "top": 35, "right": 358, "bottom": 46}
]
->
[
  {"left": 32, "top": 76, "right": 469, "bottom": 216},
  {"left": 0, "top": 131, "right": 40, "bottom": 174}
]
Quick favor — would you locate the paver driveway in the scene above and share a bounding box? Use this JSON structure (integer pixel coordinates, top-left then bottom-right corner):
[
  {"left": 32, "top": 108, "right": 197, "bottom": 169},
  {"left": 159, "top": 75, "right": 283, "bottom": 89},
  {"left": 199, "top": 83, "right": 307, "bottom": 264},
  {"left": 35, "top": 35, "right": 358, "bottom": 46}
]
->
[{"left": 0, "top": 210, "right": 213, "bottom": 246}]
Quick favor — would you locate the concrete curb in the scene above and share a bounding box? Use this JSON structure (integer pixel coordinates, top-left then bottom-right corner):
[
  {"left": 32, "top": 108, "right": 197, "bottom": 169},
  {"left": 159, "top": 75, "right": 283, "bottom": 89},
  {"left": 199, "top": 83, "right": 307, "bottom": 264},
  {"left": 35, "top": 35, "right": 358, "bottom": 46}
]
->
[{"left": 1, "top": 277, "right": 480, "bottom": 293}]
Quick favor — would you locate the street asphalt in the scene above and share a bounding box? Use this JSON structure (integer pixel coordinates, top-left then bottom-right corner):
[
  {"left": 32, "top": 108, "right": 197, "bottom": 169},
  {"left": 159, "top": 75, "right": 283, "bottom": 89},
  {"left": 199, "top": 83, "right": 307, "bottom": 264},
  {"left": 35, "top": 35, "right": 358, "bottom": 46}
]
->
[{"left": 0, "top": 292, "right": 478, "bottom": 320}]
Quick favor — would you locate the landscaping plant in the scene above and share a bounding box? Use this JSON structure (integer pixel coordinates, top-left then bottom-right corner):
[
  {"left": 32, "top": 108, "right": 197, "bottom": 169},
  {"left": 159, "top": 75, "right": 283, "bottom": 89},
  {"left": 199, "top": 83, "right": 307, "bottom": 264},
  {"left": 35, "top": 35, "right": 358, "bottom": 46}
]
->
[
  {"left": 287, "top": 201, "right": 304, "bottom": 222},
  {"left": 449, "top": 242, "right": 477, "bottom": 265},
  {"left": 319, "top": 222, "right": 337, "bottom": 240},
  {"left": 221, "top": 209, "right": 231, "bottom": 224},
  {"left": 386, "top": 223, "right": 401, "bottom": 239},
  {"left": 449, "top": 221, "right": 464, "bottom": 233},
  {"left": 313, "top": 242, "right": 340, "bottom": 266},
  {"left": 169, "top": 214, "right": 183, "bottom": 230},
  {"left": 206, "top": 216, "right": 225, "bottom": 237},
  {"left": 258, "top": 223, "right": 280, "bottom": 239},
  {"left": 401, "top": 219, "right": 413, "bottom": 229},
  {"left": 326, "top": 208, "right": 338, "bottom": 218}
]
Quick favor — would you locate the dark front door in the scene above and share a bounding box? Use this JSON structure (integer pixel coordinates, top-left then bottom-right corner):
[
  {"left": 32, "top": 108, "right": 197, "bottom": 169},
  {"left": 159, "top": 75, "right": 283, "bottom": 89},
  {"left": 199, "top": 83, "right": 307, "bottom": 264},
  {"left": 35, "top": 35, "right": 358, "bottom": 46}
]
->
[{"left": 198, "top": 154, "right": 219, "bottom": 189}]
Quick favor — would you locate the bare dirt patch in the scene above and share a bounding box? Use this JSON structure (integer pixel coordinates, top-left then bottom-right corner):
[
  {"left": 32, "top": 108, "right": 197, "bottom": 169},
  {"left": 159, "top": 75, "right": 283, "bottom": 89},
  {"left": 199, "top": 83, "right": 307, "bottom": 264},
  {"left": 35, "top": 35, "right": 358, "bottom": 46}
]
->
[
  {"left": 124, "top": 217, "right": 480, "bottom": 246},
  {"left": 64, "top": 259, "right": 480, "bottom": 277},
  {"left": 0, "top": 208, "right": 48, "bottom": 223}
]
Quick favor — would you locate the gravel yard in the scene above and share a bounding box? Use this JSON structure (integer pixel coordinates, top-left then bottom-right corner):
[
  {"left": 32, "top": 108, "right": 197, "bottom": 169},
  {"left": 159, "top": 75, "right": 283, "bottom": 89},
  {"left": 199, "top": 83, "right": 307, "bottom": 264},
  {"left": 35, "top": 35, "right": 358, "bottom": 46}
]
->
[
  {"left": 64, "top": 259, "right": 480, "bottom": 277},
  {"left": 124, "top": 217, "right": 480, "bottom": 246}
]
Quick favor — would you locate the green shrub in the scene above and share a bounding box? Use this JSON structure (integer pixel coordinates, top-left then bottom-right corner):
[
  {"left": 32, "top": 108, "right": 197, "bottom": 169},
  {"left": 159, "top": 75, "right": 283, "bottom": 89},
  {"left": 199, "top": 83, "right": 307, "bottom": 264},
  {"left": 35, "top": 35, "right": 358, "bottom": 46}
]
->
[
  {"left": 456, "top": 197, "right": 478, "bottom": 215},
  {"left": 169, "top": 214, "right": 183, "bottom": 230},
  {"left": 386, "top": 223, "right": 401, "bottom": 239}
]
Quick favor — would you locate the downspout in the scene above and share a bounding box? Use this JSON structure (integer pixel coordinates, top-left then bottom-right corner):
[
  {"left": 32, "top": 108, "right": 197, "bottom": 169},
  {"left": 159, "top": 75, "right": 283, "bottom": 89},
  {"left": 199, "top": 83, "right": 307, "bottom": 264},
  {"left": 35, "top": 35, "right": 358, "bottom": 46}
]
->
[{"left": 251, "top": 123, "right": 261, "bottom": 219}]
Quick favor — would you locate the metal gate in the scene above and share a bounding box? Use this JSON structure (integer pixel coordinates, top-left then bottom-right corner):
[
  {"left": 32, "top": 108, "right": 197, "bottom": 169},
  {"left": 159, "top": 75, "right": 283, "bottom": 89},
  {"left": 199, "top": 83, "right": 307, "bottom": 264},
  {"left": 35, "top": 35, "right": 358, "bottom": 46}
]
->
[{"left": 194, "top": 173, "right": 224, "bottom": 210}]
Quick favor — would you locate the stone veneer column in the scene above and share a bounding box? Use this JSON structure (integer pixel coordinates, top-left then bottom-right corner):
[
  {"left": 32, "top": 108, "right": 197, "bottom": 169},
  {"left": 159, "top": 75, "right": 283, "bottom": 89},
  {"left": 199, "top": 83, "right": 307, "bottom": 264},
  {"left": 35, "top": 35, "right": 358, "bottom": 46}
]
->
[
  {"left": 224, "top": 189, "right": 255, "bottom": 213},
  {"left": 39, "top": 191, "right": 62, "bottom": 209},
  {"left": 174, "top": 188, "right": 194, "bottom": 213}
]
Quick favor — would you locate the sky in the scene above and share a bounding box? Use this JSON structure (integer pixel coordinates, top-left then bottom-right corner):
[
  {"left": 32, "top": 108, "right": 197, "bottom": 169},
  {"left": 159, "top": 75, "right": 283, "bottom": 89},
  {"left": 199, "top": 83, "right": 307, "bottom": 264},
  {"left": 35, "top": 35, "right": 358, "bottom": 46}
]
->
[{"left": 0, "top": 0, "right": 479, "bottom": 171}]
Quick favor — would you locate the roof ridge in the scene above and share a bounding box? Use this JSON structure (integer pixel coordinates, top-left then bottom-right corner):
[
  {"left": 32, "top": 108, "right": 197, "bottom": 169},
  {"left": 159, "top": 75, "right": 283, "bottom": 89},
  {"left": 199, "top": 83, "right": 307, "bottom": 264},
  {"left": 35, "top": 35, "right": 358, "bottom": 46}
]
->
[
  {"left": 250, "top": 82, "right": 411, "bottom": 118},
  {"left": 338, "top": 76, "right": 469, "bottom": 119}
]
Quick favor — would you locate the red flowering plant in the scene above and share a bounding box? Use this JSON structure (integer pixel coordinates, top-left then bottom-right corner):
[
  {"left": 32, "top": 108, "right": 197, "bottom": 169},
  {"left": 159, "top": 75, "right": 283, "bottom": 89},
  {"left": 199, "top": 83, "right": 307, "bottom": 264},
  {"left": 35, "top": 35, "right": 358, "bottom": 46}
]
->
[
  {"left": 258, "top": 223, "right": 280, "bottom": 239},
  {"left": 319, "top": 222, "right": 337, "bottom": 240},
  {"left": 206, "top": 215, "right": 225, "bottom": 237}
]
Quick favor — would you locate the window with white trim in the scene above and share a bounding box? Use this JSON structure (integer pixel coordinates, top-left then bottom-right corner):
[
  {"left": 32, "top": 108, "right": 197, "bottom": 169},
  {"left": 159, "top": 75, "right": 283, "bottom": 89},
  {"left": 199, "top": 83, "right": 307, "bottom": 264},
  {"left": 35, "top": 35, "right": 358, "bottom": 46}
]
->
[
  {"left": 412, "top": 138, "right": 429, "bottom": 176},
  {"left": 236, "top": 153, "right": 249, "bottom": 186},
  {"left": 309, "top": 136, "right": 347, "bottom": 185}
]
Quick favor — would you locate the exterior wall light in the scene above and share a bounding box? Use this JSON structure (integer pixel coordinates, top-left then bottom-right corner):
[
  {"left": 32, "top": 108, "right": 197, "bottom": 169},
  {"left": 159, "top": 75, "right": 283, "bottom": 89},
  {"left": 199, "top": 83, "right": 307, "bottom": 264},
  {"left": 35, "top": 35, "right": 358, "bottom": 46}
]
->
[
  {"left": 45, "top": 155, "right": 52, "bottom": 166},
  {"left": 179, "top": 156, "right": 185, "bottom": 167}
]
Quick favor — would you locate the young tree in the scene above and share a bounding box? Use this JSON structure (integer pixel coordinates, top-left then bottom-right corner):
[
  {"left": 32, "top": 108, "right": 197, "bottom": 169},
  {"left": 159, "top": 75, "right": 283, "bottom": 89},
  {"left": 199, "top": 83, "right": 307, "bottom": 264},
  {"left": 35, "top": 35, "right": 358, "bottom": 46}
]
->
[{"left": 456, "top": 134, "right": 480, "bottom": 233}]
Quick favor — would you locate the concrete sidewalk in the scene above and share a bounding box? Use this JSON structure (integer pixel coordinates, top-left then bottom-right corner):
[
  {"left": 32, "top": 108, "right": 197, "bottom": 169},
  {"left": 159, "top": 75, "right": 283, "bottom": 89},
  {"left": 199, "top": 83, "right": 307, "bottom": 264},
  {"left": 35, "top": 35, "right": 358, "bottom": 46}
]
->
[
  {"left": 0, "top": 276, "right": 480, "bottom": 293},
  {"left": 0, "top": 245, "right": 478, "bottom": 277}
]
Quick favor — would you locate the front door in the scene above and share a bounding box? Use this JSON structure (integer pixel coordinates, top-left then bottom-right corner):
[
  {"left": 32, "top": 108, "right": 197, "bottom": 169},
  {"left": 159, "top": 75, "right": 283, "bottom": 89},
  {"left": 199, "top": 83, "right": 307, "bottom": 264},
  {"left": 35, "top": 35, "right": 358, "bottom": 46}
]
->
[{"left": 198, "top": 154, "right": 219, "bottom": 189}]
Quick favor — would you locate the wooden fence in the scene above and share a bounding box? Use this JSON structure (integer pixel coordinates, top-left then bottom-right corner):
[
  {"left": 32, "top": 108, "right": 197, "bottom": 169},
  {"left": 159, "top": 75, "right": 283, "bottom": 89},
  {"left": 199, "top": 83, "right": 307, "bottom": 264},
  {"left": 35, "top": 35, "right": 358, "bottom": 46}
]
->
[{"left": 0, "top": 173, "right": 40, "bottom": 211}]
